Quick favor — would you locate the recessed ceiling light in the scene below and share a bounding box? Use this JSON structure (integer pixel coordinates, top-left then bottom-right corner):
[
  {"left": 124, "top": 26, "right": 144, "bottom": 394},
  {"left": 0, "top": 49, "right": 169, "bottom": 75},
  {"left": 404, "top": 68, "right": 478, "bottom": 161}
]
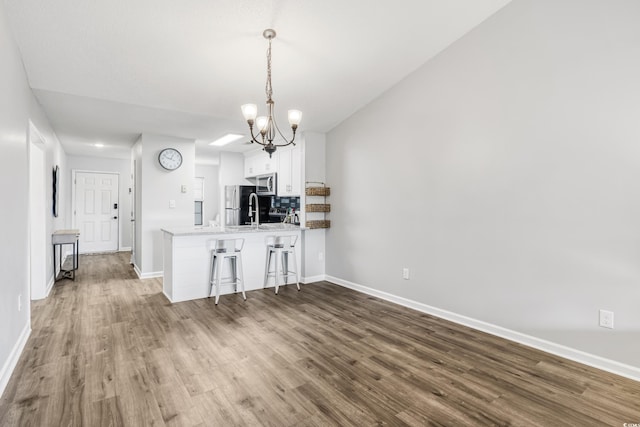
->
[
  {"left": 94, "top": 143, "right": 104, "bottom": 148},
  {"left": 209, "top": 133, "right": 244, "bottom": 146}
]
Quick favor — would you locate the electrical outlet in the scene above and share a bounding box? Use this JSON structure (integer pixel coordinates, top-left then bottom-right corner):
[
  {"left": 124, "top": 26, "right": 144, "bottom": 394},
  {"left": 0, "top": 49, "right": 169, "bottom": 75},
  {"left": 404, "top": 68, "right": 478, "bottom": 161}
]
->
[
  {"left": 169, "top": 200, "right": 176, "bottom": 208},
  {"left": 599, "top": 309, "right": 614, "bottom": 329},
  {"left": 402, "top": 268, "right": 410, "bottom": 280},
  {"left": 318, "top": 252, "right": 324, "bottom": 262}
]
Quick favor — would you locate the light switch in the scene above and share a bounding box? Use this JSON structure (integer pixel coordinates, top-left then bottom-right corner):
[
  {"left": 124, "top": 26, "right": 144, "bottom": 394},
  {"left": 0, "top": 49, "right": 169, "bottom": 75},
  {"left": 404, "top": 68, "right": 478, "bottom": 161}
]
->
[
  {"left": 181, "top": 185, "right": 187, "bottom": 193},
  {"left": 169, "top": 200, "right": 176, "bottom": 208}
]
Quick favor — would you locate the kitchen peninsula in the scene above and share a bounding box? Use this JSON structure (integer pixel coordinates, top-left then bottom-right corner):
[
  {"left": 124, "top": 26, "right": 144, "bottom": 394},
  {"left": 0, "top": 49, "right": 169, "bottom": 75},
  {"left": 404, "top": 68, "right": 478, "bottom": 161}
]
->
[{"left": 161, "top": 224, "right": 301, "bottom": 303}]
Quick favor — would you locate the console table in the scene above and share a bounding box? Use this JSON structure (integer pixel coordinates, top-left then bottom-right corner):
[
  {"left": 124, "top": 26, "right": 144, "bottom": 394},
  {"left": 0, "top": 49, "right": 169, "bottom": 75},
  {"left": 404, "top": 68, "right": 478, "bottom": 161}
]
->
[{"left": 52, "top": 229, "right": 80, "bottom": 281}]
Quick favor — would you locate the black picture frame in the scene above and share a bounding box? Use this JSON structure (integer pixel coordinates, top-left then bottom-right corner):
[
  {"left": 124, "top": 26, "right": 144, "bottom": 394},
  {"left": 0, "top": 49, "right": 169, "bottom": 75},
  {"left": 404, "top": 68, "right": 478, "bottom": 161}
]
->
[{"left": 53, "top": 165, "right": 59, "bottom": 217}]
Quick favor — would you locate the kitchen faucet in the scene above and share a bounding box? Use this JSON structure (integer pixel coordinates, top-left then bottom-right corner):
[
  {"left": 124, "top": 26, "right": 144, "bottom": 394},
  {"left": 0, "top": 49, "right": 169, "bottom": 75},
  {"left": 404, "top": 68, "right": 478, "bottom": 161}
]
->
[{"left": 248, "top": 192, "right": 260, "bottom": 228}]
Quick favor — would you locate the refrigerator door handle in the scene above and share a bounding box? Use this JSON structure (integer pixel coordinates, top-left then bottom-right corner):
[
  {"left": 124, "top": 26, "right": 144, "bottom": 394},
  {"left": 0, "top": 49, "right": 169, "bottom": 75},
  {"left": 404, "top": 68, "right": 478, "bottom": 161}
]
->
[{"left": 233, "top": 187, "right": 237, "bottom": 209}]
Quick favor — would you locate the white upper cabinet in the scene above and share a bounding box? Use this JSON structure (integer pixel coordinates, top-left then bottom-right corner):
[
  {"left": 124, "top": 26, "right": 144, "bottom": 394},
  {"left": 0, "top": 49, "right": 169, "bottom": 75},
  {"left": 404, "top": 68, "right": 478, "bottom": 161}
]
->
[
  {"left": 244, "top": 155, "right": 255, "bottom": 177},
  {"left": 244, "top": 151, "right": 277, "bottom": 178},
  {"left": 244, "top": 146, "right": 301, "bottom": 196},
  {"left": 277, "top": 145, "right": 302, "bottom": 197}
]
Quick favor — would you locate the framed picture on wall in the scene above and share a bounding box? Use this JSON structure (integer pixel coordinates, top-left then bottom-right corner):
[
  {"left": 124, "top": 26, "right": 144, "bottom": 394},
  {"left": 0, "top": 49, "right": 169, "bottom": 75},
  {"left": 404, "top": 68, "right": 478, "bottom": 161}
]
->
[{"left": 53, "top": 165, "right": 59, "bottom": 217}]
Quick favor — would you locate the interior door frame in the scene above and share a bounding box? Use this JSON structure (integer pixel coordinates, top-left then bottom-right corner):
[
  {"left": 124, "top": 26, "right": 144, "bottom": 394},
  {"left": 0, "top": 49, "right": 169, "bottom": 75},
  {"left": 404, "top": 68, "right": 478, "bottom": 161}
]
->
[{"left": 71, "top": 169, "right": 120, "bottom": 253}]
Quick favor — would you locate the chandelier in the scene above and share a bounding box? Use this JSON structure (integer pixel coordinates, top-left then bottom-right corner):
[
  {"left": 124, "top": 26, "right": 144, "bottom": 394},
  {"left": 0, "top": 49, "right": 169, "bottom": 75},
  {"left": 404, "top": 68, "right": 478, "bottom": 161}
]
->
[{"left": 241, "top": 29, "right": 302, "bottom": 158}]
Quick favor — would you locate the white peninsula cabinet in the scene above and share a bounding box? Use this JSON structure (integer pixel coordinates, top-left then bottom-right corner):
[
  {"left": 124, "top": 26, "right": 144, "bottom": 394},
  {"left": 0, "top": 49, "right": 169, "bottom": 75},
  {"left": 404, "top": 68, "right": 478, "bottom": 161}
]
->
[
  {"left": 277, "top": 145, "right": 302, "bottom": 196},
  {"left": 162, "top": 225, "right": 301, "bottom": 303}
]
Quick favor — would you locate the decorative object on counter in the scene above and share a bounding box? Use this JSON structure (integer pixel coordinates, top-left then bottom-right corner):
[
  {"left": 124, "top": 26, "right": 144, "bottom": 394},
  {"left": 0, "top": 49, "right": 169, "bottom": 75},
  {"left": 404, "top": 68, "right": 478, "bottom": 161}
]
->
[
  {"left": 52, "top": 229, "right": 80, "bottom": 281},
  {"left": 282, "top": 208, "right": 300, "bottom": 225},
  {"left": 264, "top": 235, "right": 300, "bottom": 294},
  {"left": 241, "top": 29, "right": 302, "bottom": 158},
  {"left": 158, "top": 147, "right": 183, "bottom": 170},
  {"left": 305, "top": 181, "right": 331, "bottom": 229},
  {"left": 208, "top": 238, "right": 246, "bottom": 305},
  {"left": 52, "top": 165, "right": 59, "bottom": 217}
]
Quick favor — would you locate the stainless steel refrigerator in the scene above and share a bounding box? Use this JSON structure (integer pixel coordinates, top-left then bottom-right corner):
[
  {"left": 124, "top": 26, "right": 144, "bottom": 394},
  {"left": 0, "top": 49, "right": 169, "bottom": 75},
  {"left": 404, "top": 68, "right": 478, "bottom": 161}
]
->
[{"left": 224, "top": 185, "right": 272, "bottom": 226}]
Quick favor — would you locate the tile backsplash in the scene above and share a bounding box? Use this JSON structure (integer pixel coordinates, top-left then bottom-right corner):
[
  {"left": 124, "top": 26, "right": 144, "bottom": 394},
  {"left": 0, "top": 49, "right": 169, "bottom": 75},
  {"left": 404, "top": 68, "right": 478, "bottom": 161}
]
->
[{"left": 272, "top": 196, "right": 300, "bottom": 210}]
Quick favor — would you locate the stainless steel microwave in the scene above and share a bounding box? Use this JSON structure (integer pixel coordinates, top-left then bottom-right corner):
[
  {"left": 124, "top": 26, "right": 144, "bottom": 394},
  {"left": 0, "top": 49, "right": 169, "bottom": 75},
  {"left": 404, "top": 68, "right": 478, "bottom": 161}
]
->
[{"left": 256, "top": 173, "right": 277, "bottom": 196}]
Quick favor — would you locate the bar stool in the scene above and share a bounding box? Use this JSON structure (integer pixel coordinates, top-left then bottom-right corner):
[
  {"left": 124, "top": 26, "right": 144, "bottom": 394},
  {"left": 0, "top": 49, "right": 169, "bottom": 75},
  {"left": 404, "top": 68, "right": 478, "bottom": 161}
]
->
[
  {"left": 208, "top": 238, "right": 246, "bottom": 305},
  {"left": 264, "top": 235, "right": 300, "bottom": 294}
]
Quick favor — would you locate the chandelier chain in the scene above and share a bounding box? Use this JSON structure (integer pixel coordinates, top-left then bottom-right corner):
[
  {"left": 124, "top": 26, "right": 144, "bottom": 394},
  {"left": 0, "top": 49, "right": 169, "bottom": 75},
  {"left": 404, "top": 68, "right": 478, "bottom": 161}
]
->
[{"left": 265, "top": 38, "right": 273, "bottom": 101}]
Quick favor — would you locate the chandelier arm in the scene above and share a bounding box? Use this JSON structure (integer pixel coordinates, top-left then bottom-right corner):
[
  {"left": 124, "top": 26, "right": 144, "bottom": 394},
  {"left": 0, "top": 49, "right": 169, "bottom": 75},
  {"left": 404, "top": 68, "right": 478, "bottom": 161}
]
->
[
  {"left": 247, "top": 123, "right": 268, "bottom": 146},
  {"left": 283, "top": 129, "right": 297, "bottom": 147},
  {"left": 271, "top": 114, "right": 296, "bottom": 146}
]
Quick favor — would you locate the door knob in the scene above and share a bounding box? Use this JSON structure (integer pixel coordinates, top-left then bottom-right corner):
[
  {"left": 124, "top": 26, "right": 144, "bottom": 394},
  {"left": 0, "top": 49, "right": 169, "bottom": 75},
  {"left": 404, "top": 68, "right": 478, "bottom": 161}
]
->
[{"left": 113, "top": 216, "right": 118, "bottom": 219}]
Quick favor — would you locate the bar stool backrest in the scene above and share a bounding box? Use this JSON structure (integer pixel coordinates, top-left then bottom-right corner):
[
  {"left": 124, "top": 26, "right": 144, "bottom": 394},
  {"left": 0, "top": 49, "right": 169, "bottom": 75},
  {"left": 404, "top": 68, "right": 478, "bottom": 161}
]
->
[
  {"left": 265, "top": 235, "right": 298, "bottom": 249},
  {"left": 207, "top": 238, "right": 244, "bottom": 253}
]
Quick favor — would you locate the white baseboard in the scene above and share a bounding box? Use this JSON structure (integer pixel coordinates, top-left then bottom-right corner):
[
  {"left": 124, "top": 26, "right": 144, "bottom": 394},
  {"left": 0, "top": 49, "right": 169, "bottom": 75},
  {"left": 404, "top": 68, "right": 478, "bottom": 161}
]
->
[
  {"left": 119, "top": 247, "right": 132, "bottom": 252},
  {"left": 162, "top": 290, "right": 173, "bottom": 303},
  {"left": 326, "top": 275, "right": 640, "bottom": 383},
  {"left": 133, "top": 263, "right": 142, "bottom": 278},
  {"left": 133, "top": 263, "right": 163, "bottom": 280},
  {"left": 45, "top": 275, "right": 55, "bottom": 297},
  {"left": 0, "top": 322, "right": 31, "bottom": 399},
  {"left": 140, "top": 271, "right": 163, "bottom": 279},
  {"left": 301, "top": 275, "right": 325, "bottom": 284}
]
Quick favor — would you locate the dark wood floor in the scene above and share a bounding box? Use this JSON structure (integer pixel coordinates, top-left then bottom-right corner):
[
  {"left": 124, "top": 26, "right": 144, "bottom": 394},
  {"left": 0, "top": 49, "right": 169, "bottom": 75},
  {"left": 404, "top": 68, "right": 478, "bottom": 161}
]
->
[{"left": 0, "top": 252, "right": 638, "bottom": 426}]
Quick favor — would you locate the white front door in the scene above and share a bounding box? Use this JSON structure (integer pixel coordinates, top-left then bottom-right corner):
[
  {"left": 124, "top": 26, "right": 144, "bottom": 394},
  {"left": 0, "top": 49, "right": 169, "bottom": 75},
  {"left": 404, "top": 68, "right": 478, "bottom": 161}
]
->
[{"left": 74, "top": 171, "right": 119, "bottom": 253}]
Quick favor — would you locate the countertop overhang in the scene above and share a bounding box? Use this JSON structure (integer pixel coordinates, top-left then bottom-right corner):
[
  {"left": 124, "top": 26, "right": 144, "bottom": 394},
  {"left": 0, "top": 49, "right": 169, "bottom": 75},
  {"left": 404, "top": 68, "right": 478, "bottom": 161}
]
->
[{"left": 161, "top": 224, "right": 302, "bottom": 237}]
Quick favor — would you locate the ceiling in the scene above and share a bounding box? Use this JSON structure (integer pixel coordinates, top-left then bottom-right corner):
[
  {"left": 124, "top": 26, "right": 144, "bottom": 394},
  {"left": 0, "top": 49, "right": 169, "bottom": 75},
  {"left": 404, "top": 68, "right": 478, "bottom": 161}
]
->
[{"left": 5, "top": 0, "right": 512, "bottom": 160}]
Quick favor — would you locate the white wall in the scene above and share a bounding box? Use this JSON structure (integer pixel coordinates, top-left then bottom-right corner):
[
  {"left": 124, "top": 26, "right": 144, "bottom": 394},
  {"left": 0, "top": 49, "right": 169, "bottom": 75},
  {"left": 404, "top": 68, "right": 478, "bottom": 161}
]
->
[
  {"left": 195, "top": 164, "right": 219, "bottom": 225},
  {"left": 326, "top": 0, "right": 640, "bottom": 373},
  {"left": 301, "top": 132, "right": 327, "bottom": 281},
  {"left": 28, "top": 135, "right": 47, "bottom": 300},
  {"left": 66, "top": 155, "right": 133, "bottom": 249},
  {"left": 0, "top": 1, "right": 66, "bottom": 396},
  {"left": 135, "top": 134, "right": 195, "bottom": 276},
  {"left": 28, "top": 107, "right": 67, "bottom": 293},
  {"left": 0, "top": 2, "right": 32, "bottom": 388}
]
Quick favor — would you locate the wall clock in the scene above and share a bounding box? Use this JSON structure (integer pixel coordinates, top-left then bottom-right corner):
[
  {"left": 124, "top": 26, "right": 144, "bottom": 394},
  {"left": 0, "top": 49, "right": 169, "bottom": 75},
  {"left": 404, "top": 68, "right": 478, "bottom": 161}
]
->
[{"left": 158, "top": 148, "right": 183, "bottom": 170}]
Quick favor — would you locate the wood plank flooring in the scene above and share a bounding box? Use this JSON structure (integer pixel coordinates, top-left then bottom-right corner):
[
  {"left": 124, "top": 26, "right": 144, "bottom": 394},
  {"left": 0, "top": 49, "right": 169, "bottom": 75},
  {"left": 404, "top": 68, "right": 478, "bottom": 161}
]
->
[{"left": 1, "top": 252, "right": 639, "bottom": 426}]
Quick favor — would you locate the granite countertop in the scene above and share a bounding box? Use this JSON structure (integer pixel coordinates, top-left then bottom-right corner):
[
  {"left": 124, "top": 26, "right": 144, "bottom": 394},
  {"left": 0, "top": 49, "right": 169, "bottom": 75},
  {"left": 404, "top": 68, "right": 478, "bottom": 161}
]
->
[{"left": 161, "top": 224, "right": 302, "bottom": 236}]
